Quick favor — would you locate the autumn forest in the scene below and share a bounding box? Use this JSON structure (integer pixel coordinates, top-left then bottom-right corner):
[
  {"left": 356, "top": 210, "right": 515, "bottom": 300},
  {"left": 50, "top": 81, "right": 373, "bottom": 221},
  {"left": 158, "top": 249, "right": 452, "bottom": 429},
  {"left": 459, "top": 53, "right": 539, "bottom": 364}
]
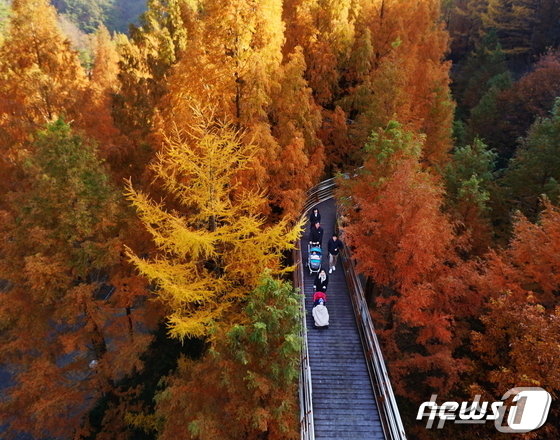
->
[{"left": 1, "top": 0, "right": 560, "bottom": 439}]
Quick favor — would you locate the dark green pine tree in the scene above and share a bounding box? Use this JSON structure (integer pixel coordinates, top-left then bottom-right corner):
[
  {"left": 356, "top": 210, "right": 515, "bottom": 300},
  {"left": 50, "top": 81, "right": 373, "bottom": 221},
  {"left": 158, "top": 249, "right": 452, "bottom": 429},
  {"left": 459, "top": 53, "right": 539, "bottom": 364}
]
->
[
  {"left": 503, "top": 99, "right": 560, "bottom": 219},
  {"left": 453, "top": 30, "right": 509, "bottom": 116}
]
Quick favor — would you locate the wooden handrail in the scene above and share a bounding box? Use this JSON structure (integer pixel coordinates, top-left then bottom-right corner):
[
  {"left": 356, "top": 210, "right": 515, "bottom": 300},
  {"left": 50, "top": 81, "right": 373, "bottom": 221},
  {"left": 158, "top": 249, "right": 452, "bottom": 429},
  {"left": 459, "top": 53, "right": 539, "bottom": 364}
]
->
[
  {"left": 293, "top": 245, "right": 315, "bottom": 440},
  {"left": 340, "top": 243, "right": 407, "bottom": 440}
]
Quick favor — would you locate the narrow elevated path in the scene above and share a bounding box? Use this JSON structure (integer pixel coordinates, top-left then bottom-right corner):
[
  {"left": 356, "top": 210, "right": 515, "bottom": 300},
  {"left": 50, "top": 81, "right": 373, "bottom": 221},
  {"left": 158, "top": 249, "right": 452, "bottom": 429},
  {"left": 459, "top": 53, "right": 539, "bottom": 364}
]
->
[{"left": 300, "top": 198, "right": 384, "bottom": 440}]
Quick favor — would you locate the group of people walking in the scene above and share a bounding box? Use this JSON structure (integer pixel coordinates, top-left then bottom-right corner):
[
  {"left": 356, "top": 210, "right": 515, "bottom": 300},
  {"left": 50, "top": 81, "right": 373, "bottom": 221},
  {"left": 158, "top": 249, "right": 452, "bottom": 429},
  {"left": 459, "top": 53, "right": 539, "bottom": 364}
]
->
[
  {"left": 309, "top": 207, "right": 344, "bottom": 274},
  {"left": 308, "top": 207, "right": 344, "bottom": 329}
]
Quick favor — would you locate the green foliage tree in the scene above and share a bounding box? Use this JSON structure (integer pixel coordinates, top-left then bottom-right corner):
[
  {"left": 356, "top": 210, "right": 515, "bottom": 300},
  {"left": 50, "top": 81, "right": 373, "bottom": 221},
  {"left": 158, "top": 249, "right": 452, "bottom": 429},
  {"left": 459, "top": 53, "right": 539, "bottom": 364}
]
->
[
  {"left": 18, "top": 120, "right": 120, "bottom": 268},
  {"left": 466, "top": 71, "right": 512, "bottom": 143},
  {"left": 154, "top": 275, "right": 301, "bottom": 440},
  {"left": 445, "top": 137, "right": 497, "bottom": 252},
  {"left": 52, "top": 0, "right": 114, "bottom": 33},
  {"left": 453, "top": 30, "right": 509, "bottom": 115},
  {"left": 446, "top": 138, "right": 497, "bottom": 209},
  {"left": 503, "top": 99, "right": 560, "bottom": 219}
]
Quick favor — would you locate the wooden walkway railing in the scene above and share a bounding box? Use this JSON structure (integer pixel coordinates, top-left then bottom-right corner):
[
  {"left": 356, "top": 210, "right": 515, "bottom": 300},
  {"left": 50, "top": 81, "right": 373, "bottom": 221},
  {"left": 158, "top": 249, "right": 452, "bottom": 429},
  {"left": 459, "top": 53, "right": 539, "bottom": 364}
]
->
[{"left": 341, "top": 241, "right": 407, "bottom": 440}]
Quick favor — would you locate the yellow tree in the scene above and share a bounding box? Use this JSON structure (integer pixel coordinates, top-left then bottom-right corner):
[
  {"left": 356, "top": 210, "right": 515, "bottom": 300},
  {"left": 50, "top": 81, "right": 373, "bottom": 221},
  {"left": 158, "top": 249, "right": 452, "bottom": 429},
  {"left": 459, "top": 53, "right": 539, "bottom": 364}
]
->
[{"left": 126, "top": 106, "right": 301, "bottom": 340}]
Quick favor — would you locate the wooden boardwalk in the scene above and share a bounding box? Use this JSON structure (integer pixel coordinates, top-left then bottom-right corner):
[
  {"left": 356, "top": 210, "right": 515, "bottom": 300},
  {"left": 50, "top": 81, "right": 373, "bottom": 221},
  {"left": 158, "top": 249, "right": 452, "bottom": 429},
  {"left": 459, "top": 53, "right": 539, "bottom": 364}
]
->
[{"left": 301, "top": 198, "right": 385, "bottom": 440}]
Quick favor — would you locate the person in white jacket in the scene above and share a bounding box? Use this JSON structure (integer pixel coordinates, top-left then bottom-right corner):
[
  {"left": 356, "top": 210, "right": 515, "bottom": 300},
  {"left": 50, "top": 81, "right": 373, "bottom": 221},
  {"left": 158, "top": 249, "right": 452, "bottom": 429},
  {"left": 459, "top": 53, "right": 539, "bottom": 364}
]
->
[{"left": 312, "top": 298, "right": 329, "bottom": 329}]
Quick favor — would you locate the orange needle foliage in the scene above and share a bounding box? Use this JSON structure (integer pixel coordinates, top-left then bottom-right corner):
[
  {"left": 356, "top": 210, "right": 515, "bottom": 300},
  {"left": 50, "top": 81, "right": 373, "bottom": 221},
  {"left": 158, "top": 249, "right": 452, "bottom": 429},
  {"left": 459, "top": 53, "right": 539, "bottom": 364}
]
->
[
  {"left": 157, "top": 0, "right": 324, "bottom": 219},
  {"left": 0, "top": 0, "right": 87, "bottom": 194},
  {"left": 0, "top": 120, "right": 152, "bottom": 439},
  {"left": 283, "top": 0, "right": 454, "bottom": 171},
  {"left": 348, "top": 0, "right": 454, "bottom": 168},
  {"left": 340, "top": 121, "right": 473, "bottom": 399},
  {"left": 474, "top": 200, "right": 560, "bottom": 307},
  {"left": 78, "top": 26, "right": 128, "bottom": 168}
]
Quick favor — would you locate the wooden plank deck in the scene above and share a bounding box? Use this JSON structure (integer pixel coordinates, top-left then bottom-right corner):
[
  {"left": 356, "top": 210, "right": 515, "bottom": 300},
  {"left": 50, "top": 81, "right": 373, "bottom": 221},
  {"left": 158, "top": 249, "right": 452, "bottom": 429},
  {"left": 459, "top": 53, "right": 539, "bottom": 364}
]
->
[{"left": 301, "top": 198, "right": 385, "bottom": 440}]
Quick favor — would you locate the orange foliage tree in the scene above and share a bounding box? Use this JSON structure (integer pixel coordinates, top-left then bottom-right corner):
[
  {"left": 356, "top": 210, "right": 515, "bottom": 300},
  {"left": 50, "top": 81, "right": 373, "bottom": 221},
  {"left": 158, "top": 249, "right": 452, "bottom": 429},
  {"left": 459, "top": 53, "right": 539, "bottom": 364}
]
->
[
  {"left": 282, "top": 0, "right": 358, "bottom": 174},
  {"left": 0, "top": 0, "right": 86, "bottom": 194},
  {"left": 283, "top": 0, "right": 454, "bottom": 171},
  {"left": 111, "top": 0, "right": 195, "bottom": 182},
  {"left": 78, "top": 26, "right": 127, "bottom": 169},
  {"left": 344, "top": 0, "right": 454, "bottom": 169},
  {"left": 467, "top": 201, "right": 560, "bottom": 439},
  {"left": 113, "top": 0, "right": 191, "bottom": 139},
  {"left": 283, "top": 0, "right": 357, "bottom": 106},
  {"left": 0, "top": 120, "right": 151, "bottom": 439},
  {"left": 158, "top": 0, "right": 324, "bottom": 219},
  {"left": 473, "top": 200, "right": 560, "bottom": 308},
  {"left": 340, "top": 121, "right": 475, "bottom": 400}
]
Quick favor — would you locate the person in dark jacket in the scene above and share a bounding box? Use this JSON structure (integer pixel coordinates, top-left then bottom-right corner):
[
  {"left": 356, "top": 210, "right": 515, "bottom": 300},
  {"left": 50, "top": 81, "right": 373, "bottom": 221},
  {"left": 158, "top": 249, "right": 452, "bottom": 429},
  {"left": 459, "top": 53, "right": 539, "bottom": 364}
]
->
[
  {"left": 310, "top": 222, "right": 324, "bottom": 246},
  {"left": 327, "top": 234, "right": 344, "bottom": 273},
  {"left": 313, "top": 269, "right": 329, "bottom": 293},
  {"left": 309, "top": 208, "right": 321, "bottom": 232}
]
